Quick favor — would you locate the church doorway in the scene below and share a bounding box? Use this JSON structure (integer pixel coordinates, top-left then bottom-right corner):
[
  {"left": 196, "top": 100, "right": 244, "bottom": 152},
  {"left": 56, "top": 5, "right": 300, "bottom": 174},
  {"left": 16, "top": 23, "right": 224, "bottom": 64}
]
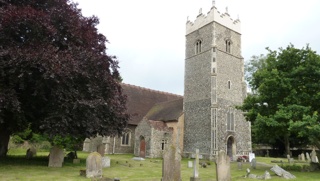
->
[
  {"left": 226, "top": 136, "right": 235, "bottom": 160},
  {"left": 139, "top": 136, "right": 146, "bottom": 158}
]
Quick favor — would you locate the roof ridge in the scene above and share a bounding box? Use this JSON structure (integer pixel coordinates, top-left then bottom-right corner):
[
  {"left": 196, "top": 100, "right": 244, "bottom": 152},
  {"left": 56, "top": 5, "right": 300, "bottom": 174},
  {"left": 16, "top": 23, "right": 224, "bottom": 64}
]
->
[{"left": 121, "top": 83, "right": 183, "bottom": 97}]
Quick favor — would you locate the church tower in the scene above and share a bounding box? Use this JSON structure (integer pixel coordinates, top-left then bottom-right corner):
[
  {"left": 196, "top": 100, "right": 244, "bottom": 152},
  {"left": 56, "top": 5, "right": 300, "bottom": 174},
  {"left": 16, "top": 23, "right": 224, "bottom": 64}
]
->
[{"left": 183, "top": 3, "right": 251, "bottom": 159}]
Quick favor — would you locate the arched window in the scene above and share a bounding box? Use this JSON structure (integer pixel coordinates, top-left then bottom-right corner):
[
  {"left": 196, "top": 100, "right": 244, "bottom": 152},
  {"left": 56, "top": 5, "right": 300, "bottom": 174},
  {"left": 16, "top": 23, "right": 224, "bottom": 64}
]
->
[
  {"left": 195, "top": 40, "right": 202, "bottom": 54},
  {"left": 225, "top": 39, "right": 231, "bottom": 53},
  {"left": 121, "top": 130, "right": 131, "bottom": 146}
]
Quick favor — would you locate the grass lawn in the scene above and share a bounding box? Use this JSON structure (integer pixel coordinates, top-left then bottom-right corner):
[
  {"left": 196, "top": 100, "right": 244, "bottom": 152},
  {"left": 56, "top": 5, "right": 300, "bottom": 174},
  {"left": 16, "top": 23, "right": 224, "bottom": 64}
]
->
[{"left": 1, "top": 149, "right": 320, "bottom": 180}]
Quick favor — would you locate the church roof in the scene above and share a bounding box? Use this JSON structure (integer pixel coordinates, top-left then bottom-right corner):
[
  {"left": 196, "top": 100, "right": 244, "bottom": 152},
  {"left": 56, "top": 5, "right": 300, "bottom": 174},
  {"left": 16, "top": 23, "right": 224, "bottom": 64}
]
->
[
  {"left": 121, "top": 83, "right": 182, "bottom": 125},
  {"left": 145, "top": 98, "right": 183, "bottom": 122}
]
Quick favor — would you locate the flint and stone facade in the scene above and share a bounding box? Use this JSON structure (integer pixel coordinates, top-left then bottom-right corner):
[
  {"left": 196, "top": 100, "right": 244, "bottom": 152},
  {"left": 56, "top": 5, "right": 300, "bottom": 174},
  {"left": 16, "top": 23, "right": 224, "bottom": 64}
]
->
[{"left": 183, "top": 5, "right": 251, "bottom": 159}]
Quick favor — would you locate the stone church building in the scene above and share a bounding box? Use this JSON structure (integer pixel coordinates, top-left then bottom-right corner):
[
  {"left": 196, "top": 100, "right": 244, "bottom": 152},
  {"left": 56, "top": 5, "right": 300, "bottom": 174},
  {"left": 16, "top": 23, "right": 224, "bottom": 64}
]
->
[{"left": 83, "top": 4, "right": 251, "bottom": 160}]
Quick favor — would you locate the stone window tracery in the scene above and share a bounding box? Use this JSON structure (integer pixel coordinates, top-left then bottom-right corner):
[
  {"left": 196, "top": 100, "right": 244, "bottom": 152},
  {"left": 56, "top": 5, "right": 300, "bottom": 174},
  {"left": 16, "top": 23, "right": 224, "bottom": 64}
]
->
[
  {"left": 195, "top": 40, "right": 202, "bottom": 54},
  {"left": 121, "top": 131, "right": 131, "bottom": 146},
  {"left": 225, "top": 39, "right": 231, "bottom": 53}
]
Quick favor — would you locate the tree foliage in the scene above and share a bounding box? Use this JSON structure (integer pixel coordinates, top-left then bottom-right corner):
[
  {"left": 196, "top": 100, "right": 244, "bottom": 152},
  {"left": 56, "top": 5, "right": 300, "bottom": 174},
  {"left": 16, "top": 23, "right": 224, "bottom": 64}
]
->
[
  {"left": 239, "top": 44, "right": 320, "bottom": 154},
  {"left": 0, "top": 0, "right": 129, "bottom": 156}
]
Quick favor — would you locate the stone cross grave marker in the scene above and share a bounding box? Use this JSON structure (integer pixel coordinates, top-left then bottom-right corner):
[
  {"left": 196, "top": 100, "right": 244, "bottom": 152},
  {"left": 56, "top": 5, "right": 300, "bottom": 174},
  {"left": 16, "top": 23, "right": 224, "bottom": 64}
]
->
[
  {"left": 162, "top": 144, "right": 181, "bottom": 181},
  {"left": 216, "top": 150, "right": 231, "bottom": 181},
  {"left": 86, "top": 152, "right": 102, "bottom": 178},
  {"left": 48, "top": 146, "right": 64, "bottom": 167},
  {"left": 190, "top": 149, "right": 200, "bottom": 181}
]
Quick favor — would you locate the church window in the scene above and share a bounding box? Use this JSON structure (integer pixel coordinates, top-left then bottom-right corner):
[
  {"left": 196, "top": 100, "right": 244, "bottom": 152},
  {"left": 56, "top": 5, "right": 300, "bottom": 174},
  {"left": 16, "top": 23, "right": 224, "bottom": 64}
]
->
[
  {"left": 121, "top": 132, "right": 131, "bottom": 146},
  {"left": 227, "top": 109, "right": 235, "bottom": 131},
  {"left": 195, "top": 40, "right": 202, "bottom": 54},
  {"left": 161, "top": 139, "right": 168, "bottom": 150},
  {"left": 225, "top": 39, "right": 231, "bottom": 53}
]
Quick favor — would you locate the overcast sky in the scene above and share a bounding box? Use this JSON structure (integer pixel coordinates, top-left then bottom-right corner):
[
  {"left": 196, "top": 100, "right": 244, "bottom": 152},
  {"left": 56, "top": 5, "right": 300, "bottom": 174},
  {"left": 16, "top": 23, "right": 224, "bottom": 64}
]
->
[{"left": 75, "top": 0, "right": 320, "bottom": 95}]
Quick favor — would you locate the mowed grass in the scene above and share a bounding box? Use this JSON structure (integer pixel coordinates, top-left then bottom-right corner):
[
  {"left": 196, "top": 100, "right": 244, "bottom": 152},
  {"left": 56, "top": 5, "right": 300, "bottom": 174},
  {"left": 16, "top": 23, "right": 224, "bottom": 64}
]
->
[{"left": 1, "top": 149, "right": 320, "bottom": 181}]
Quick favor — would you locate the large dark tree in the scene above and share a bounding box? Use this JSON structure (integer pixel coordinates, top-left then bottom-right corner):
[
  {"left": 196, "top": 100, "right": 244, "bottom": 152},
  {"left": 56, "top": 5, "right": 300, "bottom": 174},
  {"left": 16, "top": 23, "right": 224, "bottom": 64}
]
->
[
  {"left": 0, "top": 0, "right": 129, "bottom": 157},
  {"left": 239, "top": 45, "right": 320, "bottom": 155}
]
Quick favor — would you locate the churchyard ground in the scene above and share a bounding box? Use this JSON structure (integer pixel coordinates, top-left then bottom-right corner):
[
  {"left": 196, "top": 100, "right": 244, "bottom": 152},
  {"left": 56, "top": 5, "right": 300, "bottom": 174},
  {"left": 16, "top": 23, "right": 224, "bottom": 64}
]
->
[{"left": 1, "top": 149, "right": 320, "bottom": 180}]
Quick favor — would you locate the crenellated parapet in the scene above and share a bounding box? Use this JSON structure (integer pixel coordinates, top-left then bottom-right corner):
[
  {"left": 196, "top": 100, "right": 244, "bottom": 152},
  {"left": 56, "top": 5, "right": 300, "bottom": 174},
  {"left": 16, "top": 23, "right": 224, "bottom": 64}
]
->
[{"left": 186, "top": 6, "right": 240, "bottom": 35}]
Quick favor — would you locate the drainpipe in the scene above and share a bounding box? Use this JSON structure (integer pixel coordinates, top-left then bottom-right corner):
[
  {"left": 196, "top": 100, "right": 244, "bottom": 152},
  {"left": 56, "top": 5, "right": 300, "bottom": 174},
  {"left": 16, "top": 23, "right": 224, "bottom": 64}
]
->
[{"left": 113, "top": 137, "right": 116, "bottom": 154}]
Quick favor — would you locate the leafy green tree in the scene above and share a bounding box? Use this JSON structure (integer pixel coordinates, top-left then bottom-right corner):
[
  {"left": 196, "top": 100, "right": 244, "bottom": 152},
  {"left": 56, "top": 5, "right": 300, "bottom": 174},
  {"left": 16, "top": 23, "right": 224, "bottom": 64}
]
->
[
  {"left": 0, "top": 0, "right": 129, "bottom": 157},
  {"left": 239, "top": 44, "right": 320, "bottom": 155}
]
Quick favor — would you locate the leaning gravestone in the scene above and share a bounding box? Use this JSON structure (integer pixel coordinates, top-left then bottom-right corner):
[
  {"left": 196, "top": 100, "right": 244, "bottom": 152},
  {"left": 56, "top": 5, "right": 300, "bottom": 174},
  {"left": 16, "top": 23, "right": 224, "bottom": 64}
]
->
[
  {"left": 86, "top": 152, "right": 102, "bottom": 178},
  {"left": 311, "top": 148, "right": 318, "bottom": 163},
  {"left": 102, "top": 156, "right": 111, "bottom": 168},
  {"left": 162, "top": 145, "right": 181, "bottom": 181},
  {"left": 48, "top": 146, "right": 64, "bottom": 167},
  {"left": 270, "top": 165, "right": 296, "bottom": 179},
  {"left": 216, "top": 150, "right": 231, "bottom": 181}
]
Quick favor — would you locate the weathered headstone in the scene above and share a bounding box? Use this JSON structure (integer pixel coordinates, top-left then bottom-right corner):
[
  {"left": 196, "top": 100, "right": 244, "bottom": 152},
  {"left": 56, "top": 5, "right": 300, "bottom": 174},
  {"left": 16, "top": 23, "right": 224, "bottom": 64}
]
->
[
  {"left": 102, "top": 156, "right": 111, "bottom": 168},
  {"left": 301, "top": 153, "right": 306, "bottom": 161},
  {"left": 251, "top": 158, "right": 257, "bottom": 169},
  {"left": 270, "top": 165, "right": 296, "bottom": 179},
  {"left": 83, "top": 138, "right": 91, "bottom": 152},
  {"left": 237, "top": 162, "right": 242, "bottom": 170},
  {"left": 97, "top": 144, "right": 105, "bottom": 156},
  {"left": 86, "top": 152, "right": 102, "bottom": 178},
  {"left": 26, "top": 147, "right": 37, "bottom": 159},
  {"left": 298, "top": 154, "right": 301, "bottom": 161},
  {"left": 266, "top": 150, "right": 269, "bottom": 157},
  {"left": 306, "top": 152, "right": 311, "bottom": 162},
  {"left": 190, "top": 149, "right": 200, "bottom": 181},
  {"left": 311, "top": 148, "right": 318, "bottom": 163},
  {"left": 188, "top": 161, "right": 193, "bottom": 168},
  {"left": 162, "top": 145, "right": 181, "bottom": 181},
  {"left": 48, "top": 146, "right": 64, "bottom": 167},
  {"left": 215, "top": 150, "right": 231, "bottom": 181},
  {"left": 264, "top": 171, "right": 271, "bottom": 180},
  {"left": 287, "top": 154, "right": 291, "bottom": 163}
]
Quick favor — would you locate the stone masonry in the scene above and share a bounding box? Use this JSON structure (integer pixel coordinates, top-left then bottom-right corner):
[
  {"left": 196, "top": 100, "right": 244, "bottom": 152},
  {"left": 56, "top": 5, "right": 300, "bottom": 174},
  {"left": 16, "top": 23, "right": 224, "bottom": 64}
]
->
[{"left": 183, "top": 5, "right": 251, "bottom": 159}]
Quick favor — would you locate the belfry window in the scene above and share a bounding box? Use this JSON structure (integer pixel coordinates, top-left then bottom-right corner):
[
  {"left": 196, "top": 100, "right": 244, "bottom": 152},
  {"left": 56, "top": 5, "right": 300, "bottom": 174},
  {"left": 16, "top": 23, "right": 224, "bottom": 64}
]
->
[
  {"left": 225, "top": 39, "right": 231, "bottom": 53},
  {"left": 195, "top": 40, "right": 202, "bottom": 54}
]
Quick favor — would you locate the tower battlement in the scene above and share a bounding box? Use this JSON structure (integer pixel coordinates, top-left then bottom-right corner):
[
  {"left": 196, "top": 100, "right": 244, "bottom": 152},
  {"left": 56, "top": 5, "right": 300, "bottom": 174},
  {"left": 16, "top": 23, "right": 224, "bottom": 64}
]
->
[{"left": 186, "top": 6, "right": 240, "bottom": 35}]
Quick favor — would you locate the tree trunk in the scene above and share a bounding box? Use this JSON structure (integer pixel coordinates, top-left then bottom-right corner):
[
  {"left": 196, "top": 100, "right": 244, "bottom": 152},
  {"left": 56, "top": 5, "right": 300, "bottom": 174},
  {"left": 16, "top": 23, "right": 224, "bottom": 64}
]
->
[
  {"left": 0, "top": 128, "right": 10, "bottom": 157},
  {"left": 284, "top": 135, "right": 291, "bottom": 156}
]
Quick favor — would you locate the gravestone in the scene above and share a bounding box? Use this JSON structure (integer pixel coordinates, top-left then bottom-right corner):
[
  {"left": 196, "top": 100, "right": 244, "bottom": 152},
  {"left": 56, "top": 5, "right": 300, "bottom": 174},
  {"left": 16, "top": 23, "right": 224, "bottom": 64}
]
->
[
  {"left": 251, "top": 158, "right": 257, "bottom": 169},
  {"left": 97, "top": 144, "right": 105, "bottom": 156},
  {"left": 188, "top": 161, "right": 193, "bottom": 168},
  {"left": 306, "top": 152, "right": 311, "bottom": 162},
  {"left": 86, "top": 152, "right": 102, "bottom": 178},
  {"left": 102, "top": 156, "right": 111, "bottom": 168},
  {"left": 265, "top": 150, "right": 269, "bottom": 157},
  {"left": 287, "top": 154, "right": 291, "bottom": 163},
  {"left": 298, "top": 154, "right": 301, "bottom": 161},
  {"left": 162, "top": 145, "right": 181, "bottom": 181},
  {"left": 311, "top": 148, "right": 318, "bottom": 163},
  {"left": 270, "top": 165, "right": 296, "bottom": 179},
  {"left": 26, "top": 147, "right": 37, "bottom": 159},
  {"left": 215, "top": 150, "right": 231, "bottom": 181},
  {"left": 264, "top": 171, "right": 271, "bottom": 180},
  {"left": 301, "top": 153, "right": 306, "bottom": 161},
  {"left": 237, "top": 162, "right": 242, "bottom": 170},
  {"left": 83, "top": 138, "right": 91, "bottom": 152},
  {"left": 249, "top": 152, "right": 255, "bottom": 162},
  {"left": 190, "top": 149, "right": 200, "bottom": 181},
  {"left": 48, "top": 146, "right": 64, "bottom": 167}
]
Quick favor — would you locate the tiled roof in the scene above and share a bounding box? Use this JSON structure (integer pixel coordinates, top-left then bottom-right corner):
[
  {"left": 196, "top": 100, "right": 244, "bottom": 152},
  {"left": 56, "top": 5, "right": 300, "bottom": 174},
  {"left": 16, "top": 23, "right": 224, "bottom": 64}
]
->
[
  {"left": 121, "top": 83, "right": 182, "bottom": 125},
  {"left": 145, "top": 98, "right": 183, "bottom": 122}
]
